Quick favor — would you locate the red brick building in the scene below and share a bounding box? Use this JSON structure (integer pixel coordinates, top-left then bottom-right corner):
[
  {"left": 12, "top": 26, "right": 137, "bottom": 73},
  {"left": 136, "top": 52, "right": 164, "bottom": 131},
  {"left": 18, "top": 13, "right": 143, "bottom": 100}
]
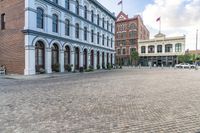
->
[
  {"left": 0, "top": 0, "right": 25, "bottom": 74},
  {"left": 115, "top": 11, "right": 149, "bottom": 65}
]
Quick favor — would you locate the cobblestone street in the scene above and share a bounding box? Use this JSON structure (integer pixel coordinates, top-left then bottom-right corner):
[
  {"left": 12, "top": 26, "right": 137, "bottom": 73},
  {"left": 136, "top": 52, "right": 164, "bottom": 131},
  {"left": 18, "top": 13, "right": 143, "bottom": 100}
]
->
[{"left": 1, "top": 68, "right": 200, "bottom": 133}]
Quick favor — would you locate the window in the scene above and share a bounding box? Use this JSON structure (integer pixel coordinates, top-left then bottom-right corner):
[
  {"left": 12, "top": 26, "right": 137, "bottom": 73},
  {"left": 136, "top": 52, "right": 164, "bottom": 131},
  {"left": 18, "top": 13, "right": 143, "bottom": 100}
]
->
[
  {"left": 76, "top": 0, "right": 79, "bottom": 15},
  {"left": 53, "top": 0, "right": 58, "bottom": 4},
  {"left": 175, "top": 43, "right": 182, "bottom": 52},
  {"left": 102, "top": 34, "right": 105, "bottom": 45},
  {"left": 97, "top": 32, "right": 100, "bottom": 44},
  {"left": 129, "top": 39, "right": 135, "bottom": 45},
  {"left": 141, "top": 46, "right": 146, "bottom": 53},
  {"left": 1, "top": 13, "right": 5, "bottom": 30},
  {"left": 36, "top": 8, "right": 44, "bottom": 29},
  {"left": 91, "top": 10, "right": 94, "bottom": 23},
  {"left": 111, "top": 38, "right": 113, "bottom": 48},
  {"left": 91, "top": 30, "right": 94, "bottom": 42},
  {"left": 123, "top": 49, "right": 126, "bottom": 55},
  {"left": 148, "top": 45, "right": 155, "bottom": 53},
  {"left": 65, "top": 0, "right": 70, "bottom": 10},
  {"left": 157, "top": 45, "right": 162, "bottom": 53},
  {"left": 84, "top": 27, "right": 87, "bottom": 41},
  {"left": 102, "top": 18, "right": 104, "bottom": 28},
  {"left": 97, "top": 14, "right": 100, "bottom": 25},
  {"left": 84, "top": 6, "right": 87, "bottom": 19},
  {"left": 75, "top": 23, "right": 79, "bottom": 39},
  {"left": 107, "top": 21, "right": 109, "bottom": 30},
  {"left": 65, "top": 19, "right": 70, "bottom": 36},
  {"left": 165, "top": 44, "right": 173, "bottom": 53},
  {"left": 118, "top": 49, "right": 121, "bottom": 55},
  {"left": 129, "top": 31, "right": 134, "bottom": 38},
  {"left": 111, "top": 23, "right": 113, "bottom": 33},
  {"left": 107, "top": 36, "right": 109, "bottom": 46},
  {"left": 52, "top": 14, "right": 58, "bottom": 33}
]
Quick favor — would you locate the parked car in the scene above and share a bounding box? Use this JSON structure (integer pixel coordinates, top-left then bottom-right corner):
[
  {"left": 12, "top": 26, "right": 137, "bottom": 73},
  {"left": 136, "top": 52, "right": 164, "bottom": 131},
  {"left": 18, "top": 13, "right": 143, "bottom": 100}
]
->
[{"left": 175, "top": 63, "right": 196, "bottom": 69}]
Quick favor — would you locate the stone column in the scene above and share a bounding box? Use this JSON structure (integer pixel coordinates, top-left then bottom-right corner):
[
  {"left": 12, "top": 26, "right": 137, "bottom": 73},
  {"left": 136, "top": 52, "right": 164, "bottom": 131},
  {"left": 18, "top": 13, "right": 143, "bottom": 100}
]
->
[
  {"left": 80, "top": 50, "right": 83, "bottom": 68},
  {"left": 99, "top": 51, "right": 102, "bottom": 69},
  {"left": 108, "top": 52, "right": 111, "bottom": 64},
  {"left": 70, "top": 50, "right": 75, "bottom": 71},
  {"left": 45, "top": 48, "right": 52, "bottom": 74},
  {"left": 94, "top": 50, "right": 97, "bottom": 69},
  {"left": 87, "top": 50, "right": 91, "bottom": 68},
  {"left": 60, "top": 49, "right": 65, "bottom": 72},
  {"left": 104, "top": 52, "right": 107, "bottom": 69},
  {"left": 24, "top": 45, "right": 35, "bottom": 75}
]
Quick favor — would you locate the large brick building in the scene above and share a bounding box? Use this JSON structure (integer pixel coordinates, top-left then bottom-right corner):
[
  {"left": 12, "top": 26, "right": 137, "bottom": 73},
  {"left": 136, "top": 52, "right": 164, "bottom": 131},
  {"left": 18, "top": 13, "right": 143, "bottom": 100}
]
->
[
  {"left": 115, "top": 11, "right": 149, "bottom": 65},
  {"left": 0, "top": 0, "right": 115, "bottom": 75}
]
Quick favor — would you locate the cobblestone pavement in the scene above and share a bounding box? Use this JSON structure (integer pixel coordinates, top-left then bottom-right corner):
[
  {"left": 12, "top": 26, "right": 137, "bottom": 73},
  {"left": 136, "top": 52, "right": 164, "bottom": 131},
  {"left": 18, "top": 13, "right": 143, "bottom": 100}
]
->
[{"left": 1, "top": 68, "right": 200, "bottom": 133}]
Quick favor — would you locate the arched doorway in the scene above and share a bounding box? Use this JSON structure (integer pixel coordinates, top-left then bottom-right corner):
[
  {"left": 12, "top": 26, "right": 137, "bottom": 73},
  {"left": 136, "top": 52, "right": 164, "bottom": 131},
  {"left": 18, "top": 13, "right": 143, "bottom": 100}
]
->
[
  {"left": 111, "top": 53, "right": 113, "bottom": 65},
  {"left": 83, "top": 49, "right": 87, "bottom": 69},
  {"left": 90, "top": 50, "right": 94, "bottom": 68},
  {"left": 52, "top": 43, "right": 59, "bottom": 72},
  {"left": 35, "top": 41, "right": 45, "bottom": 73},
  {"left": 102, "top": 52, "right": 105, "bottom": 68},
  {"left": 107, "top": 53, "right": 109, "bottom": 65},
  {"left": 75, "top": 47, "right": 80, "bottom": 70},
  {"left": 97, "top": 51, "right": 100, "bottom": 67},
  {"left": 64, "top": 45, "right": 70, "bottom": 71}
]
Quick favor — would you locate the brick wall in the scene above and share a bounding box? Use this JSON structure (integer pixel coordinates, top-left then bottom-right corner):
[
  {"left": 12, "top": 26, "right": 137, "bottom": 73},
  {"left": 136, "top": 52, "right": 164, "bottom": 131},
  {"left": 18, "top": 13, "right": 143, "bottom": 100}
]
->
[{"left": 0, "top": 0, "right": 25, "bottom": 74}]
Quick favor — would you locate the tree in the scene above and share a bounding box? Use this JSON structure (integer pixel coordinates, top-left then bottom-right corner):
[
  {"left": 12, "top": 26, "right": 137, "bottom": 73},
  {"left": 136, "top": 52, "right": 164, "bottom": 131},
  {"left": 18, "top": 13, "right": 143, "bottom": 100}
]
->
[
  {"left": 178, "top": 54, "right": 191, "bottom": 63},
  {"left": 131, "top": 49, "right": 139, "bottom": 66}
]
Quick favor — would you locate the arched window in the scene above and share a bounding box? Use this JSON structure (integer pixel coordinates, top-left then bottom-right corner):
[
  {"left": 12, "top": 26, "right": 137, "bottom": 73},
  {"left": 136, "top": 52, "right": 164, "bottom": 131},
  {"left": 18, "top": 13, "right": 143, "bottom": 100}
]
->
[
  {"left": 65, "top": 0, "right": 70, "bottom": 10},
  {"left": 107, "top": 20, "right": 109, "bottom": 30},
  {"left": 97, "top": 14, "right": 100, "bottom": 26},
  {"left": 84, "top": 6, "right": 87, "bottom": 19},
  {"left": 102, "top": 17, "right": 104, "bottom": 28},
  {"left": 111, "top": 38, "right": 113, "bottom": 48},
  {"left": 65, "top": 19, "right": 70, "bottom": 36},
  {"left": 111, "top": 23, "right": 113, "bottom": 33},
  {"left": 165, "top": 44, "right": 173, "bottom": 52},
  {"left": 75, "top": 23, "right": 79, "bottom": 39},
  {"left": 76, "top": 0, "right": 79, "bottom": 15},
  {"left": 91, "top": 10, "right": 94, "bottom": 23},
  {"left": 35, "top": 41, "right": 45, "bottom": 72},
  {"left": 36, "top": 8, "right": 44, "bottom": 29},
  {"left": 148, "top": 45, "right": 155, "bottom": 53},
  {"left": 175, "top": 43, "right": 182, "bottom": 52},
  {"left": 97, "top": 32, "right": 100, "bottom": 44},
  {"left": 107, "top": 36, "right": 109, "bottom": 46},
  {"left": 84, "top": 27, "right": 87, "bottom": 41},
  {"left": 91, "top": 29, "right": 94, "bottom": 43},
  {"left": 102, "top": 34, "right": 105, "bottom": 45},
  {"left": 141, "top": 46, "right": 146, "bottom": 53},
  {"left": 52, "top": 14, "right": 58, "bottom": 33},
  {"left": 157, "top": 45, "right": 162, "bottom": 53}
]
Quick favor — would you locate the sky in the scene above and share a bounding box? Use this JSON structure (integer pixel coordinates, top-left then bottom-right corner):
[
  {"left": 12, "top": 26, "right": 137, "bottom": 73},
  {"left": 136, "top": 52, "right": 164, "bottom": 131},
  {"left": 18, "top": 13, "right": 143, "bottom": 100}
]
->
[{"left": 98, "top": 0, "right": 200, "bottom": 50}]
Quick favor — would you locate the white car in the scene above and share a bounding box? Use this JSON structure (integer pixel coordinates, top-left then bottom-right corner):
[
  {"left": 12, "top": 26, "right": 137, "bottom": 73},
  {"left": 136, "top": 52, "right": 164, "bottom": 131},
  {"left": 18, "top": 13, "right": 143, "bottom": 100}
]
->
[{"left": 175, "top": 63, "right": 196, "bottom": 69}]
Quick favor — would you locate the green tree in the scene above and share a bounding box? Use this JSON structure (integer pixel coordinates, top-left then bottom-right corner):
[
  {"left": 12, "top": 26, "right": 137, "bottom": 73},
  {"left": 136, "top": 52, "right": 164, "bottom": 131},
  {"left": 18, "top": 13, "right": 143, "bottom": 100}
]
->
[
  {"left": 178, "top": 54, "right": 191, "bottom": 63},
  {"left": 131, "top": 50, "right": 139, "bottom": 66}
]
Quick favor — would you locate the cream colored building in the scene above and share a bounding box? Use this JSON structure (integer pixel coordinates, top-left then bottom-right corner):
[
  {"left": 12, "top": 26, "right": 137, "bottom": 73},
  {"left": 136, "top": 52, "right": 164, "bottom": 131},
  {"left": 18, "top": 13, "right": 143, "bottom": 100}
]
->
[{"left": 138, "top": 33, "right": 185, "bottom": 66}]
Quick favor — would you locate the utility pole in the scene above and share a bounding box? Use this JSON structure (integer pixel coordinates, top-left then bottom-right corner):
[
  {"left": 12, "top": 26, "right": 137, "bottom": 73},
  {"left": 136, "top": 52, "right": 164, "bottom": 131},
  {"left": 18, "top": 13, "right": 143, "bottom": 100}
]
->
[{"left": 196, "top": 29, "right": 198, "bottom": 57}]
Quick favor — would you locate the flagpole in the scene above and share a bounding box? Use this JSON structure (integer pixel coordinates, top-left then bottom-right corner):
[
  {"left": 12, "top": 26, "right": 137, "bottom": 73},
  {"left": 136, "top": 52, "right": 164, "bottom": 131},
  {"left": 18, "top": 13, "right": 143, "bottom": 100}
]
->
[
  {"left": 121, "top": 1, "right": 123, "bottom": 12},
  {"left": 196, "top": 29, "right": 198, "bottom": 57},
  {"left": 159, "top": 17, "right": 161, "bottom": 33}
]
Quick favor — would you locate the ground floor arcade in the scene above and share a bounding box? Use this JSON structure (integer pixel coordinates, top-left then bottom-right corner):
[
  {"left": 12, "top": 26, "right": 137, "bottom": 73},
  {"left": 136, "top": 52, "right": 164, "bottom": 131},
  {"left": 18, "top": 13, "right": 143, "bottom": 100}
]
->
[
  {"left": 139, "top": 56, "right": 178, "bottom": 67},
  {"left": 24, "top": 37, "right": 115, "bottom": 75}
]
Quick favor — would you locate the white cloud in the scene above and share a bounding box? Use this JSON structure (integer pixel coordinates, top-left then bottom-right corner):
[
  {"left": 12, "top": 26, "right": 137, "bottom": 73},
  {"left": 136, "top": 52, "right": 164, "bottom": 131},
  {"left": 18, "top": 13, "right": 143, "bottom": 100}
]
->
[{"left": 142, "top": 0, "right": 200, "bottom": 50}]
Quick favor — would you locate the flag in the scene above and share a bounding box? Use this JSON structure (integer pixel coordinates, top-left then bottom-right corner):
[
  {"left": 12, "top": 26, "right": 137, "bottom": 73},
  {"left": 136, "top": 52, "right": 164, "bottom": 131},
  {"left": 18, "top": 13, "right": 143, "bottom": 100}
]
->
[
  {"left": 118, "top": 0, "right": 122, "bottom": 5},
  {"left": 156, "top": 17, "right": 160, "bottom": 22}
]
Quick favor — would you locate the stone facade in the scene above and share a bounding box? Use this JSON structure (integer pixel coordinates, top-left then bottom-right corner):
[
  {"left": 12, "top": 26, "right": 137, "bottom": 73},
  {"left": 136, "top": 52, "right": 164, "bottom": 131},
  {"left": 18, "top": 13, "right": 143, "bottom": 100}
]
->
[
  {"left": 0, "top": 0, "right": 116, "bottom": 75},
  {"left": 115, "top": 11, "right": 149, "bottom": 65},
  {"left": 138, "top": 33, "right": 185, "bottom": 66}
]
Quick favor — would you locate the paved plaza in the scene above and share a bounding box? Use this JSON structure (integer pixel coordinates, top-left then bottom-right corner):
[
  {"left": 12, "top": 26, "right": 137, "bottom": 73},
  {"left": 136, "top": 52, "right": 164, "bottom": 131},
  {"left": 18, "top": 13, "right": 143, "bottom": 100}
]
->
[{"left": 1, "top": 68, "right": 200, "bottom": 133}]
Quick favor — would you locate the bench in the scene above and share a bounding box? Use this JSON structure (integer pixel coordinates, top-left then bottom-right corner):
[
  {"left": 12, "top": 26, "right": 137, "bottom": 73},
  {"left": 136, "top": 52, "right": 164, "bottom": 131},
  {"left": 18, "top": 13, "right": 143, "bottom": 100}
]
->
[{"left": 0, "top": 66, "right": 6, "bottom": 75}]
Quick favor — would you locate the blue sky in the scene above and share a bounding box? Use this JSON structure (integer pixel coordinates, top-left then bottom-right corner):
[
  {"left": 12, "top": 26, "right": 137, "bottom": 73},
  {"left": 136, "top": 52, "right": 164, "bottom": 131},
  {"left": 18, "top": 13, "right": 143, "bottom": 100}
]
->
[{"left": 98, "top": 0, "right": 200, "bottom": 50}]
